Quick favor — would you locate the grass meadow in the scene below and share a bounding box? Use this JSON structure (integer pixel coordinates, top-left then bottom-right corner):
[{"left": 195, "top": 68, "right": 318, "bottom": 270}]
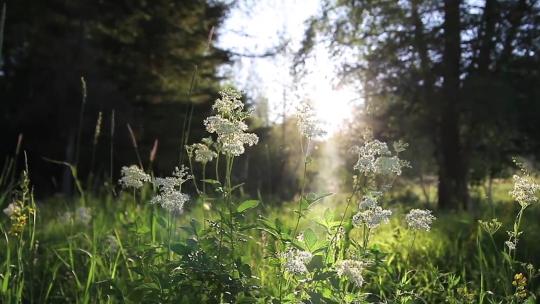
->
[{"left": 1, "top": 89, "right": 539, "bottom": 304}]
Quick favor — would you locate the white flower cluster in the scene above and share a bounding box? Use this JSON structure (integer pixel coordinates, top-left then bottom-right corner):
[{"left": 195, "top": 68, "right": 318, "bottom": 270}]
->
[
  {"left": 296, "top": 101, "right": 326, "bottom": 139},
  {"left": 281, "top": 249, "right": 313, "bottom": 275},
  {"left": 203, "top": 88, "right": 259, "bottom": 156},
  {"left": 151, "top": 166, "right": 192, "bottom": 214},
  {"left": 505, "top": 240, "right": 516, "bottom": 251},
  {"left": 405, "top": 209, "right": 436, "bottom": 231},
  {"left": 358, "top": 194, "right": 379, "bottom": 210},
  {"left": 61, "top": 206, "right": 92, "bottom": 225},
  {"left": 353, "top": 206, "right": 392, "bottom": 229},
  {"left": 510, "top": 174, "right": 539, "bottom": 207},
  {"left": 187, "top": 139, "right": 218, "bottom": 164},
  {"left": 335, "top": 259, "right": 369, "bottom": 288},
  {"left": 353, "top": 139, "right": 409, "bottom": 176},
  {"left": 119, "top": 165, "right": 151, "bottom": 189},
  {"left": 353, "top": 195, "right": 392, "bottom": 229},
  {"left": 3, "top": 202, "right": 20, "bottom": 217},
  {"left": 76, "top": 206, "right": 92, "bottom": 225}
]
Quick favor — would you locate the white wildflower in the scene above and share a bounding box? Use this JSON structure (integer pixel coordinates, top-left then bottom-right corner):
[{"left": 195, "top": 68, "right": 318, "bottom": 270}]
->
[
  {"left": 75, "top": 206, "right": 92, "bottom": 225},
  {"left": 353, "top": 139, "right": 408, "bottom": 176},
  {"left": 505, "top": 240, "right": 516, "bottom": 251},
  {"left": 151, "top": 191, "right": 190, "bottom": 214},
  {"left": 3, "top": 202, "right": 20, "bottom": 217},
  {"left": 281, "top": 249, "right": 313, "bottom": 275},
  {"left": 212, "top": 87, "right": 244, "bottom": 116},
  {"left": 151, "top": 166, "right": 192, "bottom": 214},
  {"left": 359, "top": 195, "right": 378, "bottom": 210},
  {"left": 335, "top": 259, "right": 369, "bottom": 288},
  {"left": 119, "top": 165, "right": 151, "bottom": 189},
  {"left": 187, "top": 142, "right": 218, "bottom": 164},
  {"left": 374, "top": 156, "right": 406, "bottom": 176},
  {"left": 510, "top": 174, "right": 539, "bottom": 207},
  {"left": 296, "top": 101, "right": 326, "bottom": 139},
  {"left": 204, "top": 89, "right": 258, "bottom": 156},
  {"left": 353, "top": 206, "right": 392, "bottom": 229},
  {"left": 406, "top": 209, "right": 436, "bottom": 231},
  {"left": 479, "top": 218, "right": 502, "bottom": 235}
]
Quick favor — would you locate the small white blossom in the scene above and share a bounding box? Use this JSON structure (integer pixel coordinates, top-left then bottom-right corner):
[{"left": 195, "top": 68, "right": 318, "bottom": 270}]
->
[
  {"left": 152, "top": 166, "right": 192, "bottom": 214},
  {"left": 296, "top": 101, "right": 326, "bottom": 139},
  {"left": 510, "top": 174, "right": 539, "bottom": 207},
  {"left": 76, "top": 206, "right": 92, "bottom": 225},
  {"left": 335, "top": 259, "right": 369, "bottom": 288},
  {"left": 353, "top": 206, "right": 392, "bottom": 229},
  {"left": 151, "top": 191, "right": 190, "bottom": 214},
  {"left": 505, "top": 240, "right": 516, "bottom": 251},
  {"left": 374, "top": 156, "right": 406, "bottom": 176},
  {"left": 406, "top": 209, "right": 436, "bottom": 231},
  {"left": 212, "top": 88, "right": 244, "bottom": 116},
  {"left": 3, "top": 202, "right": 20, "bottom": 217},
  {"left": 281, "top": 249, "right": 313, "bottom": 275},
  {"left": 119, "top": 165, "right": 151, "bottom": 189},
  {"left": 353, "top": 139, "right": 408, "bottom": 176},
  {"left": 187, "top": 142, "right": 218, "bottom": 164},
  {"left": 60, "top": 206, "right": 92, "bottom": 225},
  {"left": 204, "top": 89, "right": 259, "bottom": 156},
  {"left": 359, "top": 195, "right": 378, "bottom": 210}
]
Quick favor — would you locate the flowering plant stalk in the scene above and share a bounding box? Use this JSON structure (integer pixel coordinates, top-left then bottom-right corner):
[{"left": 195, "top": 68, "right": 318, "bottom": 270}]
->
[{"left": 292, "top": 101, "right": 326, "bottom": 237}]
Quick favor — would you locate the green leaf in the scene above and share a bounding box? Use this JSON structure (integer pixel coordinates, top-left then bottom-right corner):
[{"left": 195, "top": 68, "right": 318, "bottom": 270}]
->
[
  {"left": 236, "top": 200, "right": 259, "bottom": 213},
  {"left": 201, "top": 179, "right": 221, "bottom": 185},
  {"left": 307, "top": 255, "right": 324, "bottom": 271},
  {"left": 306, "top": 192, "right": 334, "bottom": 205},
  {"left": 231, "top": 183, "right": 245, "bottom": 191},
  {"left": 303, "top": 228, "right": 317, "bottom": 250}
]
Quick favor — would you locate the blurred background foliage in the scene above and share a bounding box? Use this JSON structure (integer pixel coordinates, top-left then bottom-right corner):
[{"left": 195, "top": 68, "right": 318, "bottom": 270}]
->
[
  {"left": 0, "top": 0, "right": 229, "bottom": 194},
  {"left": 0, "top": 0, "right": 539, "bottom": 212}
]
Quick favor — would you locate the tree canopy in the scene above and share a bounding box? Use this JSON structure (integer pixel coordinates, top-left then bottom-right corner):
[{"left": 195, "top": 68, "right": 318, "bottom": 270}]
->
[
  {"left": 0, "top": 0, "right": 230, "bottom": 193},
  {"left": 299, "top": 0, "right": 540, "bottom": 210}
]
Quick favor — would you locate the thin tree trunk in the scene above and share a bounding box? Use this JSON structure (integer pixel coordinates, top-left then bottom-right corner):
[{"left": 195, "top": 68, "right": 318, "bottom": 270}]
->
[{"left": 438, "top": 0, "right": 469, "bottom": 210}]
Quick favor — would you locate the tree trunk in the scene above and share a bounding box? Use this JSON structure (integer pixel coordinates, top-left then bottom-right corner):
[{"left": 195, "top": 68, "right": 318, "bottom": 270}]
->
[{"left": 438, "top": 0, "right": 469, "bottom": 210}]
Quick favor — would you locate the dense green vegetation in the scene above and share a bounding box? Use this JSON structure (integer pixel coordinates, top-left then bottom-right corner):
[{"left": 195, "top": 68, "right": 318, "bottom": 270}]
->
[
  {"left": 1, "top": 0, "right": 540, "bottom": 303},
  {"left": 1, "top": 89, "right": 540, "bottom": 303}
]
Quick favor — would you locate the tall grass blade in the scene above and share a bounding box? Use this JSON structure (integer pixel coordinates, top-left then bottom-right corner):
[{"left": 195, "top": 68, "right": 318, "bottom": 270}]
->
[{"left": 126, "top": 123, "right": 144, "bottom": 170}]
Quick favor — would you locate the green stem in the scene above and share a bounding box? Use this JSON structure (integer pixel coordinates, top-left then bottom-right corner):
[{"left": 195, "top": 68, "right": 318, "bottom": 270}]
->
[
  {"left": 325, "top": 182, "right": 360, "bottom": 264},
  {"left": 293, "top": 137, "right": 309, "bottom": 237},
  {"left": 225, "top": 155, "right": 236, "bottom": 263},
  {"left": 202, "top": 163, "right": 207, "bottom": 195},
  {"left": 187, "top": 155, "right": 200, "bottom": 194},
  {"left": 215, "top": 153, "right": 220, "bottom": 183}
]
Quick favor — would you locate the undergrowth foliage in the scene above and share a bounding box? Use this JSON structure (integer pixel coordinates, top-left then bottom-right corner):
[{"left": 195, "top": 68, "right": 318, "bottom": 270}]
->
[{"left": 0, "top": 89, "right": 539, "bottom": 303}]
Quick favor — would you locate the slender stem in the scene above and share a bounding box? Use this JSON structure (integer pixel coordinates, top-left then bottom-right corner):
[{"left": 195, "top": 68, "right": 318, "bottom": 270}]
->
[
  {"left": 187, "top": 155, "right": 200, "bottom": 194},
  {"left": 511, "top": 206, "right": 526, "bottom": 262},
  {"left": 408, "top": 231, "right": 417, "bottom": 256},
  {"left": 362, "top": 224, "right": 368, "bottom": 249},
  {"left": 293, "top": 137, "right": 309, "bottom": 237},
  {"left": 225, "top": 155, "right": 235, "bottom": 262},
  {"left": 215, "top": 153, "right": 220, "bottom": 183},
  {"left": 202, "top": 163, "right": 207, "bottom": 194},
  {"left": 325, "top": 182, "right": 360, "bottom": 263}
]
